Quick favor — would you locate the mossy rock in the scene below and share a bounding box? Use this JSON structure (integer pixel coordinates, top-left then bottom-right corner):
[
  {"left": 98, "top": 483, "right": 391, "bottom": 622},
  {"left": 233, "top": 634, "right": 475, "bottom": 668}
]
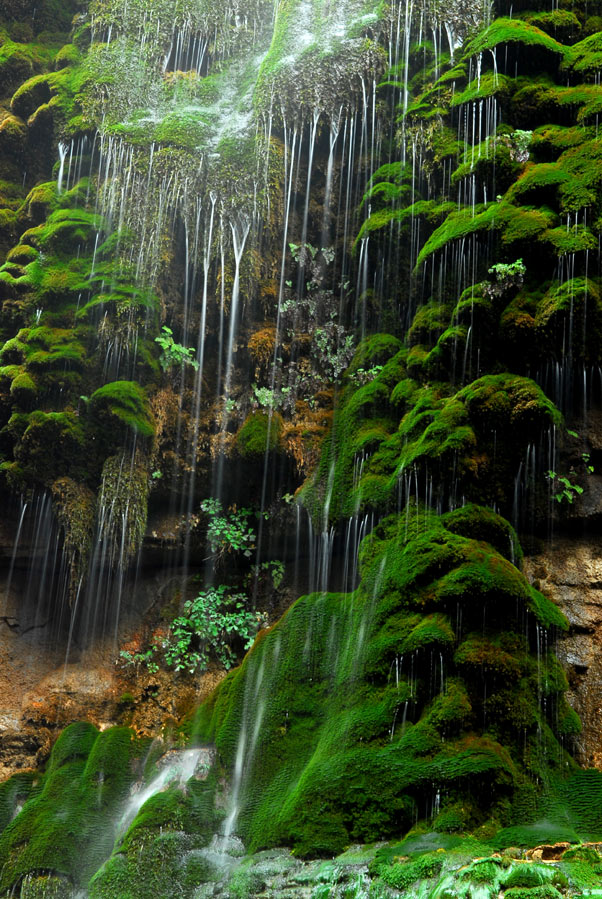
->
[
  {"left": 0, "top": 724, "right": 143, "bottom": 893},
  {"left": 12, "top": 409, "right": 85, "bottom": 485},
  {"left": 17, "top": 181, "right": 58, "bottom": 226},
  {"left": 89, "top": 380, "right": 155, "bottom": 440},
  {"left": 11, "top": 72, "right": 52, "bottom": 118},
  {"left": 235, "top": 410, "right": 283, "bottom": 457},
  {"left": 54, "top": 43, "right": 80, "bottom": 70},
  {"left": 0, "top": 113, "right": 27, "bottom": 156},
  {"left": 378, "top": 852, "right": 444, "bottom": 889},
  {"left": 503, "top": 864, "right": 554, "bottom": 888},
  {"left": 193, "top": 503, "right": 578, "bottom": 857},
  {"left": 504, "top": 886, "right": 563, "bottom": 899}
]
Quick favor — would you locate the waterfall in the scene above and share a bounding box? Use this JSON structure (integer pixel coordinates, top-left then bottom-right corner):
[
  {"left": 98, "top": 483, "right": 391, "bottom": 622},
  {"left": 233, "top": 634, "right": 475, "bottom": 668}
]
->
[{"left": 2, "top": 0, "right": 602, "bottom": 896}]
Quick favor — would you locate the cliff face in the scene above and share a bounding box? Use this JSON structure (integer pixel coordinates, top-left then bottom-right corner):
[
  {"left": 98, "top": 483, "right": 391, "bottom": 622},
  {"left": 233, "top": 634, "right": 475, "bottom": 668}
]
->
[
  {"left": 1, "top": 0, "right": 602, "bottom": 896},
  {"left": 526, "top": 538, "right": 602, "bottom": 769}
]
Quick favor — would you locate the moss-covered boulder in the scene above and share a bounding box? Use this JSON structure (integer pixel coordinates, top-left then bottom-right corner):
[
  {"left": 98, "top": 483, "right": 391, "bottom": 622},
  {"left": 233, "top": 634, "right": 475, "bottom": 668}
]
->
[
  {"left": 194, "top": 504, "right": 576, "bottom": 857},
  {"left": 0, "top": 724, "right": 143, "bottom": 894},
  {"left": 89, "top": 380, "right": 155, "bottom": 441},
  {"left": 235, "top": 410, "right": 283, "bottom": 457}
]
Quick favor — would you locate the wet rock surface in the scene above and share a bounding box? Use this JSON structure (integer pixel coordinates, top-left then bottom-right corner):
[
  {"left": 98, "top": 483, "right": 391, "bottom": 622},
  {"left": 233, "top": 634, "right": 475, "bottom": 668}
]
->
[{"left": 525, "top": 537, "right": 602, "bottom": 767}]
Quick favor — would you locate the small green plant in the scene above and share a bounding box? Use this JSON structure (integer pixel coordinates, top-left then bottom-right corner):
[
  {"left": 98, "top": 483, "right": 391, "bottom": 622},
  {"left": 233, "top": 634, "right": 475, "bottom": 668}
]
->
[
  {"left": 252, "top": 384, "right": 276, "bottom": 409},
  {"left": 200, "top": 497, "right": 256, "bottom": 559},
  {"left": 163, "top": 586, "right": 262, "bottom": 674},
  {"left": 350, "top": 364, "right": 384, "bottom": 386},
  {"left": 488, "top": 258, "right": 526, "bottom": 282},
  {"left": 155, "top": 326, "right": 199, "bottom": 372},
  {"left": 118, "top": 647, "right": 159, "bottom": 675},
  {"left": 485, "top": 258, "right": 526, "bottom": 299},
  {"left": 151, "top": 469, "right": 163, "bottom": 480},
  {"left": 312, "top": 326, "right": 356, "bottom": 381},
  {"left": 250, "top": 383, "right": 292, "bottom": 412},
  {"left": 512, "top": 128, "right": 532, "bottom": 161},
  {"left": 245, "top": 559, "right": 285, "bottom": 590},
  {"left": 546, "top": 470, "right": 584, "bottom": 504}
]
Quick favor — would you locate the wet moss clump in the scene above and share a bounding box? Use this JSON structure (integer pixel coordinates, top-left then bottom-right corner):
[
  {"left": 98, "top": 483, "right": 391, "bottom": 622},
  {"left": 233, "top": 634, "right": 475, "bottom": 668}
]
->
[
  {"left": 97, "top": 451, "right": 150, "bottom": 565},
  {"left": 89, "top": 380, "right": 155, "bottom": 440},
  {"left": 88, "top": 772, "right": 223, "bottom": 899},
  {"left": 235, "top": 410, "right": 284, "bottom": 457},
  {"left": 0, "top": 724, "right": 145, "bottom": 894},
  {"left": 303, "top": 336, "right": 563, "bottom": 526},
  {"left": 193, "top": 503, "right": 584, "bottom": 858}
]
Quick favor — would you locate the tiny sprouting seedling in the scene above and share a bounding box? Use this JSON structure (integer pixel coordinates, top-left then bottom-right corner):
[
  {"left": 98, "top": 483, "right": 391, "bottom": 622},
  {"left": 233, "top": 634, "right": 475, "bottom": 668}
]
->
[{"left": 118, "top": 647, "right": 159, "bottom": 675}]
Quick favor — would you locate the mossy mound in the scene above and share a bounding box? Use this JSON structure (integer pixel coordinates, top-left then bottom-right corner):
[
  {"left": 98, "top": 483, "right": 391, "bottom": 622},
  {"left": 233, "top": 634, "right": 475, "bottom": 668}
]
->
[
  {"left": 89, "top": 380, "right": 154, "bottom": 440},
  {"left": 193, "top": 504, "right": 583, "bottom": 858},
  {"left": 0, "top": 724, "right": 144, "bottom": 893},
  {"left": 303, "top": 336, "right": 563, "bottom": 525},
  {"left": 0, "top": 725, "right": 222, "bottom": 897},
  {"left": 235, "top": 410, "right": 283, "bottom": 457}
]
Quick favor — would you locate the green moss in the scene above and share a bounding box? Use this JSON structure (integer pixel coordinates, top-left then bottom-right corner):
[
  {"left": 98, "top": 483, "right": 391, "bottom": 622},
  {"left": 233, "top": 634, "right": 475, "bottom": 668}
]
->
[
  {"left": 0, "top": 772, "right": 37, "bottom": 835},
  {"left": 451, "top": 72, "right": 513, "bottom": 108},
  {"left": 11, "top": 71, "right": 53, "bottom": 117},
  {"left": 415, "top": 202, "right": 557, "bottom": 269},
  {"left": 504, "top": 886, "right": 563, "bottom": 899},
  {"left": 22, "top": 326, "right": 86, "bottom": 371},
  {"left": 235, "top": 410, "right": 283, "bottom": 456},
  {"left": 54, "top": 43, "right": 80, "bottom": 70},
  {"left": 12, "top": 410, "right": 85, "bottom": 485},
  {"left": 348, "top": 333, "right": 403, "bottom": 372},
  {"left": 51, "top": 476, "right": 96, "bottom": 598},
  {"left": 464, "top": 17, "right": 571, "bottom": 62},
  {"left": 503, "top": 865, "right": 554, "bottom": 888},
  {"left": 21, "top": 208, "right": 101, "bottom": 254},
  {"left": 191, "top": 501, "right": 579, "bottom": 857},
  {"left": 0, "top": 114, "right": 27, "bottom": 154},
  {"left": 17, "top": 181, "right": 59, "bottom": 224},
  {"left": 10, "top": 369, "right": 36, "bottom": 401},
  {"left": 407, "top": 302, "right": 451, "bottom": 347},
  {"left": 89, "top": 380, "right": 154, "bottom": 439},
  {"left": 0, "top": 724, "right": 143, "bottom": 893},
  {"left": 563, "top": 30, "right": 602, "bottom": 76},
  {"left": 444, "top": 504, "right": 523, "bottom": 567},
  {"left": 525, "top": 9, "right": 581, "bottom": 42},
  {"left": 97, "top": 451, "right": 149, "bottom": 564},
  {"left": 378, "top": 852, "right": 444, "bottom": 889},
  {"left": 6, "top": 243, "right": 38, "bottom": 263}
]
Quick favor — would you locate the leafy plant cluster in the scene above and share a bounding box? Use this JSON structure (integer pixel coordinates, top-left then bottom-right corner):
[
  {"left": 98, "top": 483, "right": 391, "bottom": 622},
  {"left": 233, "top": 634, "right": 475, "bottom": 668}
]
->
[
  {"left": 277, "top": 242, "right": 356, "bottom": 389},
  {"left": 484, "top": 258, "right": 526, "bottom": 298},
  {"left": 155, "top": 325, "right": 199, "bottom": 372},
  {"left": 349, "top": 363, "right": 384, "bottom": 386},
  {"left": 250, "top": 382, "right": 294, "bottom": 413},
  {"left": 200, "top": 497, "right": 257, "bottom": 560},
  {"left": 245, "top": 559, "right": 285, "bottom": 590},
  {"left": 546, "top": 444, "right": 594, "bottom": 504},
  {"left": 163, "top": 585, "right": 263, "bottom": 674},
  {"left": 546, "top": 470, "right": 584, "bottom": 504},
  {"left": 498, "top": 128, "right": 532, "bottom": 163},
  {"left": 118, "top": 644, "right": 160, "bottom": 675},
  {"left": 119, "top": 585, "right": 265, "bottom": 676}
]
